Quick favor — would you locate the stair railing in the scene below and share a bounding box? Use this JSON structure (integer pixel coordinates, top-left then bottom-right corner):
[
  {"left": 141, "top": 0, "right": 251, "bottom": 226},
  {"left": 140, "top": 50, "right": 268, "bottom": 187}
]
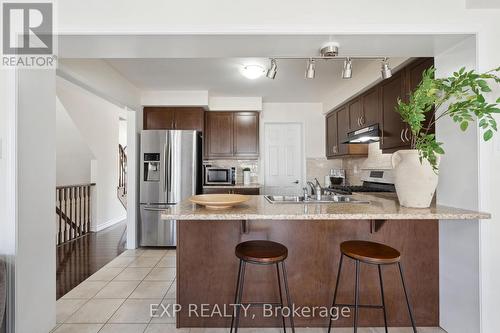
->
[
  {"left": 55, "top": 183, "right": 96, "bottom": 246},
  {"left": 118, "top": 144, "right": 127, "bottom": 195}
]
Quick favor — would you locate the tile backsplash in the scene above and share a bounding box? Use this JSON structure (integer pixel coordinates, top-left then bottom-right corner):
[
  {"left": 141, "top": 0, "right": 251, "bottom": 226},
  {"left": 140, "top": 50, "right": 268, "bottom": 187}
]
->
[
  {"left": 205, "top": 143, "right": 392, "bottom": 187},
  {"left": 307, "top": 143, "right": 393, "bottom": 186},
  {"left": 204, "top": 160, "right": 259, "bottom": 184}
]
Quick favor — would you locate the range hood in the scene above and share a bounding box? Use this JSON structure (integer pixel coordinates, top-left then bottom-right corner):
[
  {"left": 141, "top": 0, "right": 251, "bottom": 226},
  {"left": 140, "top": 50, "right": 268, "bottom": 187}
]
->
[{"left": 342, "top": 124, "right": 381, "bottom": 144}]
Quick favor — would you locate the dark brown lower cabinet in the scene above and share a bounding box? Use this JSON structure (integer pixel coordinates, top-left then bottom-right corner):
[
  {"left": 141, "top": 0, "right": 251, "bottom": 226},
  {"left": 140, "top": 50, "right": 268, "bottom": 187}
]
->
[
  {"left": 202, "top": 187, "right": 260, "bottom": 195},
  {"left": 177, "top": 219, "right": 438, "bottom": 327}
]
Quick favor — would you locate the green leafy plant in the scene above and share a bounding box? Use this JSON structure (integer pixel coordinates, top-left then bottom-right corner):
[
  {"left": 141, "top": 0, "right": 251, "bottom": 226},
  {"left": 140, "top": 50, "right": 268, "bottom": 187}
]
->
[{"left": 396, "top": 66, "right": 500, "bottom": 171}]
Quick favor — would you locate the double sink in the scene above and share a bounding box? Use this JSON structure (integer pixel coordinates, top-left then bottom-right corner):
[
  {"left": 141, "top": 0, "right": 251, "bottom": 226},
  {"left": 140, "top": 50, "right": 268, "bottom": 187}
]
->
[{"left": 264, "top": 195, "right": 370, "bottom": 204}]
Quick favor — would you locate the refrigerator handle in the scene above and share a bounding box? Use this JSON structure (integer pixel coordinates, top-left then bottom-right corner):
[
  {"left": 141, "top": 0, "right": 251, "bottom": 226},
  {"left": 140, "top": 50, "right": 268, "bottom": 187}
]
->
[
  {"left": 167, "top": 133, "right": 173, "bottom": 197},
  {"left": 163, "top": 140, "right": 168, "bottom": 195}
]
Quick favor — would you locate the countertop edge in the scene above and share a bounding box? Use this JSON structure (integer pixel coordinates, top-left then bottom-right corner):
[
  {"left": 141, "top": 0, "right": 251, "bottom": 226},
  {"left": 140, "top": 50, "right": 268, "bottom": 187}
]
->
[{"left": 161, "top": 213, "right": 490, "bottom": 221}]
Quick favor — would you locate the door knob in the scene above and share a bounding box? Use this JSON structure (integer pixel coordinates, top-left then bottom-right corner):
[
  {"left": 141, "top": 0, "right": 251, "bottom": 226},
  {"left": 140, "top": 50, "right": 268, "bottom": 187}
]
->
[{"left": 293, "top": 180, "right": 299, "bottom": 184}]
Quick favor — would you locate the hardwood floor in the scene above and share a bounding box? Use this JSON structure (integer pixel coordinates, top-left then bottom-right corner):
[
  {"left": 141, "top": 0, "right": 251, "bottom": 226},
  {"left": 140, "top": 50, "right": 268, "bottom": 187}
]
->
[{"left": 56, "top": 221, "right": 127, "bottom": 299}]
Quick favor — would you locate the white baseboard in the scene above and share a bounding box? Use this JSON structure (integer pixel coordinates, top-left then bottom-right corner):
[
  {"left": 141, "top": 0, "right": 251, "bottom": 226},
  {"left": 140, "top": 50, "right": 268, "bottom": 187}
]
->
[{"left": 92, "top": 215, "right": 127, "bottom": 232}]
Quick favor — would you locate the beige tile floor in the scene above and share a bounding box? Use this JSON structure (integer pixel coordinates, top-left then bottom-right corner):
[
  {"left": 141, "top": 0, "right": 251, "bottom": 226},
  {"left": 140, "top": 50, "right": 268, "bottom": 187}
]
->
[{"left": 52, "top": 249, "right": 446, "bottom": 333}]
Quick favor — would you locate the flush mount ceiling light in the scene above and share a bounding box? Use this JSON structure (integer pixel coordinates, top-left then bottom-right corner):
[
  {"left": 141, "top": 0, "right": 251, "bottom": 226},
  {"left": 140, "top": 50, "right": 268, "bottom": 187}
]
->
[
  {"left": 381, "top": 58, "right": 392, "bottom": 79},
  {"left": 241, "top": 65, "right": 265, "bottom": 80},
  {"left": 342, "top": 57, "right": 353, "bottom": 79},
  {"left": 305, "top": 59, "right": 315, "bottom": 79},
  {"left": 266, "top": 59, "right": 278, "bottom": 79}
]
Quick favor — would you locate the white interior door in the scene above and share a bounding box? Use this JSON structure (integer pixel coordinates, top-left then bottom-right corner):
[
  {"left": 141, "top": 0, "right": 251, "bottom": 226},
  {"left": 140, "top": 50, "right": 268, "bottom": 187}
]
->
[{"left": 263, "top": 123, "right": 304, "bottom": 195}]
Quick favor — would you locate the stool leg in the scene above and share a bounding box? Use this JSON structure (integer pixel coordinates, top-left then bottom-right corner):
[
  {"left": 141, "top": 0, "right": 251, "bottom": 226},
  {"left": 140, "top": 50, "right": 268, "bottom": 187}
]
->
[
  {"left": 397, "top": 262, "right": 417, "bottom": 333},
  {"left": 378, "top": 265, "right": 388, "bottom": 333},
  {"left": 281, "top": 261, "right": 296, "bottom": 333},
  {"left": 328, "top": 253, "right": 344, "bottom": 333},
  {"left": 353, "top": 260, "right": 360, "bottom": 333},
  {"left": 276, "top": 263, "right": 287, "bottom": 333},
  {"left": 231, "top": 260, "right": 246, "bottom": 333}
]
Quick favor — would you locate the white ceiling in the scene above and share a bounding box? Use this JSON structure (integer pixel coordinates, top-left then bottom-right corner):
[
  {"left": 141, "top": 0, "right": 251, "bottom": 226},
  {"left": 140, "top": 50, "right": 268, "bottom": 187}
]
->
[
  {"left": 107, "top": 57, "right": 391, "bottom": 102},
  {"left": 89, "top": 34, "right": 472, "bottom": 103}
]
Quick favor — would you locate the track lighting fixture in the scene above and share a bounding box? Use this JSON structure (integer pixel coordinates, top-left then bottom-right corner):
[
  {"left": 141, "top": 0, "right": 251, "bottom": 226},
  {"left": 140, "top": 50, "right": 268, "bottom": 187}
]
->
[
  {"left": 305, "top": 59, "right": 315, "bottom": 79},
  {"left": 381, "top": 58, "right": 392, "bottom": 79},
  {"left": 342, "top": 57, "right": 352, "bottom": 79},
  {"left": 266, "top": 59, "right": 278, "bottom": 79}
]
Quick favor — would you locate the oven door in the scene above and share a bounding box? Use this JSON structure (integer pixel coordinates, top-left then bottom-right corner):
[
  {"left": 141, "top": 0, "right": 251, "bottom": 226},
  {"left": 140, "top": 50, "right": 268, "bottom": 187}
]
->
[{"left": 205, "top": 168, "right": 232, "bottom": 185}]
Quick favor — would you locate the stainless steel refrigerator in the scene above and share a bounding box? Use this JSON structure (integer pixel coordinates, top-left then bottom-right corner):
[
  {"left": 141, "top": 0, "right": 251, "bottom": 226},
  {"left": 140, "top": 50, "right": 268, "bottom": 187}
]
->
[{"left": 139, "top": 130, "right": 202, "bottom": 246}]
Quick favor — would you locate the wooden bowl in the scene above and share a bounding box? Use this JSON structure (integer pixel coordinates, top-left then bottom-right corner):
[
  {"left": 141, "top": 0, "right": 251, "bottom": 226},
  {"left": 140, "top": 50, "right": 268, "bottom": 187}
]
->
[{"left": 189, "top": 194, "right": 250, "bottom": 210}]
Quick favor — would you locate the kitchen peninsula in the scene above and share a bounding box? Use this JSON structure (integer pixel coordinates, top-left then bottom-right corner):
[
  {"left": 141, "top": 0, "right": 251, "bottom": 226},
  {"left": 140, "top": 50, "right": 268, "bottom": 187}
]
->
[{"left": 162, "top": 195, "right": 489, "bottom": 328}]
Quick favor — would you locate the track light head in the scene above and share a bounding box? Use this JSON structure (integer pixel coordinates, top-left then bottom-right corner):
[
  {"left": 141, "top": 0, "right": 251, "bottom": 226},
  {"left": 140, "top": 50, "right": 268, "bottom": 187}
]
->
[
  {"left": 342, "top": 57, "right": 352, "bottom": 79},
  {"left": 266, "top": 59, "right": 278, "bottom": 79},
  {"left": 305, "top": 59, "right": 315, "bottom": 79},
  {"left": 381, "top": 58, "right": 392, "bottom": 79}
]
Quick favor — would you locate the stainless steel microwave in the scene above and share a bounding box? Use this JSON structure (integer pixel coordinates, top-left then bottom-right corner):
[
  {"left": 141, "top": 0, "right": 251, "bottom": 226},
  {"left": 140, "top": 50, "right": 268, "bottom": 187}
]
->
[{"left": 204, "top": 167, "right": 236, "bottom": 185}]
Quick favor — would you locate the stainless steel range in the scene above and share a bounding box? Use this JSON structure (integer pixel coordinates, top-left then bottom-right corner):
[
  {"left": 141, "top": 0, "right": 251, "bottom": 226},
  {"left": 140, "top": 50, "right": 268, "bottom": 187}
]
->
[{"left": 328, "top": 169, "right": 396, "bottom": 195}]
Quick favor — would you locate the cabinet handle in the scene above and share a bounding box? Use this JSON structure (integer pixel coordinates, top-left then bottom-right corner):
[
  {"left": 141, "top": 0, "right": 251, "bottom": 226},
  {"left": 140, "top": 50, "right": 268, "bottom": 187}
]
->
[
  {"left": 360, "top": 115, "right": 365, "bottom": 126},
  {"left": 357, "top": 117, "right": 361, "bottom": 127},
  {"left": 404, "top": 128, "right": 410, "bottom": 142},
  {"left": 400, "top": 129, "right": 405, "bottom": 142}
]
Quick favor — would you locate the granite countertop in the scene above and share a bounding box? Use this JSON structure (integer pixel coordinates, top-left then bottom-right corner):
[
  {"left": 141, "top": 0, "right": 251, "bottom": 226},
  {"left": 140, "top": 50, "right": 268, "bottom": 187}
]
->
[
  {"left": 161, "top": 194, "right": 490, "bottom": 221},
  {"left": 203, "top": 183, "right": 262, "bottom": 189}
]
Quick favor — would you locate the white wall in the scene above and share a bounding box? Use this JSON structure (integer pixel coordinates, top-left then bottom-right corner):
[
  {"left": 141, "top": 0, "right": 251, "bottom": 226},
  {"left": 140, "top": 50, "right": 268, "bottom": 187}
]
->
[
  {"left": 261, "top": 103, "right": 324, "bottom": 158},
  {"left": 119, "top": 119, "right": 127, "bottom": 147},
  {"left": 0, "top": 67, "right": 16, "bottom": 333},
  {"left": 58, "top": 59, "right": 141, "bottom": 110},
  {"left": 56, "top": 98, "right": 94, "bottom": 186},
  {"left": 209, "top": 97, "right": 262, "bottom": 111},
  {"left": 141, "top": 90, "right": 208, "bottom": 106},
  {"left": 16, "top": 70, "right": 56, "bottom": 333},
  {"left": 477, "top": 29, "right": 500, "bottom": 333},
  {"left": 57, "top": 77, "right": 126, "bottom": 231},
  {"left": 434, "top": 37, "right": 481, "bottom": 333}
]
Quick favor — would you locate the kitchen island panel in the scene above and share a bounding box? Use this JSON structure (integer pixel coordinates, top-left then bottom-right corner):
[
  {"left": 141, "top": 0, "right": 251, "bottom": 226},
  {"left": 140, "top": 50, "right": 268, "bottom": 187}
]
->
[{"left": 177, "top": 219, "right": 438, "bottom": 328}]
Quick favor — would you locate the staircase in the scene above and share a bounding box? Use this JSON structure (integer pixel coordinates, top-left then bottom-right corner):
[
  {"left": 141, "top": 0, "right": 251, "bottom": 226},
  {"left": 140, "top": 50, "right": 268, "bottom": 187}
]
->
[
  {"left": 55, "top": 183, "right": 96, "bottom": 245},
  {"left": 118, "top": 144, "right": 127, "bottom": 209}
]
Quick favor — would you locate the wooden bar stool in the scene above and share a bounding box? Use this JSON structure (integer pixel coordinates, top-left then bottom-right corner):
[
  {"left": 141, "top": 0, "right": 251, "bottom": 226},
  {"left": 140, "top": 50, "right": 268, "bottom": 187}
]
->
[
  {"left": 327, "top": 240, "right": 417, "bottom": 333},
  {"left": 230, "top": 240, "right": 295, "bottom": 333}
]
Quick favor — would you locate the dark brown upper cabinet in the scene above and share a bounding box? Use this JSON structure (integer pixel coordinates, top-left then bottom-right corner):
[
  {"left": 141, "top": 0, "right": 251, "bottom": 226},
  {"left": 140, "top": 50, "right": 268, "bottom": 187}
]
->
[
  {"left": 233, "top": 112, "right": 259, "bottom": 158},
  {"left": 325, "top": 57, "right": 433, "bottom": 157},
  {"left": 325, "top": 104, "right": 368, "bottom": 158},
  {"left": 143, "top": 107, "right": 205, "bottom": 132},
  {"left": 361, "top": 87, "right": 380, "bottom": 127},
  {"left": 205, "top": 112, "right": 234, "bottom": 158},
  {"left": 348, "top": 88, "right": 380, "bottom": 132},
  {"left": 348, "top": 98, "right": 363, "bottom": 131},
  {"left": 325, "top": 111, "right": 338, "bottom": 158},
  {"left": 380, "top": 57, "right": 434, "bottom": 152},
  {"left": 205, "top": 111, "right": 259, "bottom": 160},
  {"left": 380, "top": 70, "right": 408, "bottom": 151}
]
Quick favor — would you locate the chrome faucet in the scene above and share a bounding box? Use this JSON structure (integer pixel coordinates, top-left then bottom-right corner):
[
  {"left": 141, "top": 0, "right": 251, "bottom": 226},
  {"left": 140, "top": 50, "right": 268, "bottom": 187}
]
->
[
  {"left": 302, "top": 187, "right": 309, "bottom": 200},
  {"left": 306, "top": 181, "right": 316, "bottom": 195}
]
